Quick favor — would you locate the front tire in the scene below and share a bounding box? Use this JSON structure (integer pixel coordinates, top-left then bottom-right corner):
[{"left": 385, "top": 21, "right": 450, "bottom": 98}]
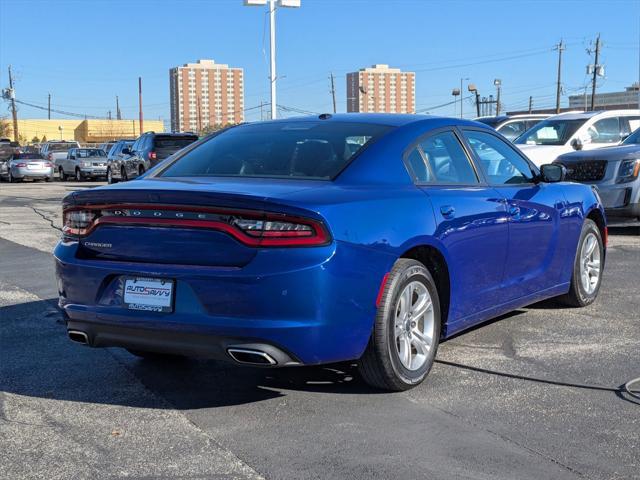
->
[
  {"left": 107, "top": 167, "right": 117, "bottom": 184},
  {"left": 58, "top": 167, "right": 67, "bottom": 181},
  {"left": 75, "top": 168, "right": 83, "bottom": 182},
  {"left": 557, "top": 219, "right": 604, "bottom": 307},
  {"left": 121, "top": 166, "right": 128, "bottom": 182},
  {"left": 359, "top": 258, "right": 441, "bottom": 391}
]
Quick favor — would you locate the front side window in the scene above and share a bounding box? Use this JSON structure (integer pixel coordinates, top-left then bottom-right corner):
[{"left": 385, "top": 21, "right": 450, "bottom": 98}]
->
[
  {"left": 159, "top": 122, "right": 392, "bottom": 180},
  {"left": 587, "top": 117, "right": 621, "bottom": 144},
  {"left": 514, "top": 119, "right": 584, "bottom": 146},
  {"left": 464, "top": 130, "right": 534, "bottom": 185},
  {"left": 412, "top": 131, "right": 478, "bottom": 184}
]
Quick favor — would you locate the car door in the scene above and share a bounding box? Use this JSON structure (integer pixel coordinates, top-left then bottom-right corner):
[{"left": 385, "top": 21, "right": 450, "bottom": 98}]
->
[
  {"left": 63, "top": 149, "right": 73, "bottom": 174},
  {"left": 405, "top": 128, "right": 510, "bottom": 325},
  {"left": 462, "top": 128, "right": 566, "bottom": 300},
  {"left": 126, "top": 138, "right": 141, "bottom": 175}
]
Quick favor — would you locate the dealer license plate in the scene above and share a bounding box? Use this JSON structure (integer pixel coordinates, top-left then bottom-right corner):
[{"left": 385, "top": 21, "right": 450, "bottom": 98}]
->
[{"left": 123, "top": 277, "right": 174, "bottom": 312}]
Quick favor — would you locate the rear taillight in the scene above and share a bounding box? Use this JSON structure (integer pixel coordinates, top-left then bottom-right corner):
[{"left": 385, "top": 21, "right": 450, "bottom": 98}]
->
[
  {"left": 47, "top": 153, "right": 53, "bottom": 161},
  {"left": 15, "top": 162, "right": 27, "bottom": 167},
  {"left": 63, "top": 209, "right": 98, "bottom": 236},
  {"left": 45, "top": 162, "right": 53, "bottom": 167},
  {"left": 62, "top": 205, "right": 330, "bottom": 247},
  {"left": 148, "top": 151, "right": 156, "bottom": 160}
]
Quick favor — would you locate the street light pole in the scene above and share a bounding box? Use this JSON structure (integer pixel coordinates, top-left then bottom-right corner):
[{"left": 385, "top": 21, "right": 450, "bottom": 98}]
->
[
  {"left": 244, "top": 0, "right": 300, "bottom": 120},
  {"left": 269, "top": 0, "right": 277, "bottom": 120}
]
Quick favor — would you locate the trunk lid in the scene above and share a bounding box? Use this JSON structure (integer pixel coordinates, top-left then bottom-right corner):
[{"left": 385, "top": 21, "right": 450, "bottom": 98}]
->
[{"left": 66, "top": 177, "right": 326, "bottom": 267}]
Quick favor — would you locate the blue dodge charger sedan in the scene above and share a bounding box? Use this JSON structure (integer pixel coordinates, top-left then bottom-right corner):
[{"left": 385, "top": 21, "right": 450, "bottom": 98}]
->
[{"left": 55, "top": 114, "right": 606, "bottom": 391}]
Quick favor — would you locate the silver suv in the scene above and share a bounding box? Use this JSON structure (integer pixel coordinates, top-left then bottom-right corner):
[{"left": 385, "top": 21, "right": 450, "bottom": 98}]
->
[{"left": 58, "top": 148, "right": 108, "bottom": 181}]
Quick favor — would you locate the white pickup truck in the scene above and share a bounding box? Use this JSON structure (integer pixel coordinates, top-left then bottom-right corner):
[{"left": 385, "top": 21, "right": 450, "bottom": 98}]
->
[{"left": 41, "top": 141, "right": 80, "bottom": 172}]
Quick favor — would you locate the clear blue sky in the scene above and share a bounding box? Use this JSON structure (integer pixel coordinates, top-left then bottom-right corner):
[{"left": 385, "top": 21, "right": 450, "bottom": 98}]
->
[{"left": 1, "top": 0, "right": 639, "bottom": 124}]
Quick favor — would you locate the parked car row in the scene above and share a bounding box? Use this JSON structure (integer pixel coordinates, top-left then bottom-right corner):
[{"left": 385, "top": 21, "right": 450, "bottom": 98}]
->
[
  {"left": 106, "top": 132, "right": 199, "bottom": 184},
  {"left": 0, "top": 133, "right": 200, "bottom": 183},
  {"left": 478, "top": 109, "right": 640, "bottom": 221}
]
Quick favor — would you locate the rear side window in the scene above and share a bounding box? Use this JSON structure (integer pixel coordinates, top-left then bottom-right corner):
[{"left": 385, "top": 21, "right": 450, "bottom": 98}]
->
[
  {"left": 159, "top": 122, "right": 392, "bottom": 180},
  {"left": 588, "top": 117, "right": 621, "bottom": 144},
  {"left": 405, "top": 131, "right": 478, "bottom": 184}
]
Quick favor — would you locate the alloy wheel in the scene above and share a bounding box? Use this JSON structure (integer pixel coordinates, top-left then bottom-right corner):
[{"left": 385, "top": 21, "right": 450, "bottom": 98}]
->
[
  {"left": 393, "top": 281, "right": 435, "bottom": 371},
  {"left": 580, "top": 232, "right": 601, "bottom": 295}
]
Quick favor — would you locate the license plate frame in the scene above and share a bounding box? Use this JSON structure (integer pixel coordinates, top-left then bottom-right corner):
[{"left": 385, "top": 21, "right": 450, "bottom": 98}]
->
[{"left": 123, "top": 277, "right": 175, "bottom": 313}]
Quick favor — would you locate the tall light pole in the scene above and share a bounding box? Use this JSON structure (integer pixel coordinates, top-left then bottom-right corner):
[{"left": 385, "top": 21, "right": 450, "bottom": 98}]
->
[
  {"left": 493, "top": 79, "right": 501, "bottom": 116},
  {"left": 244, "top": 0, "right": 301, "bottom": 120},
  {"left": 459, "top": 77, "right": 469, "bottom": 118}
]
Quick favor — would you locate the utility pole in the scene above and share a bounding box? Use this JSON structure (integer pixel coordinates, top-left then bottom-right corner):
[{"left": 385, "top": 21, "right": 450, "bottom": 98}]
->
[
  {"left": 8, "top": 66, "right": 19, "bottom": 143},
  {"left": 528, "top": 96, "right": 533, "bottom": 114},
  {"left": 554, "top": 40, "right": 565, "bottom": 114},
  {"left": 108, "top": 110, "right": 112, "bottom": 120},
  {"left": 590, "top": 34, "right": 602, "bottom": 111},
  {"left": 329, "top": 72, "right": 337, "bottom": 114},
  {"left": 138, "top": 77, "right": 144, "bottom": 135},
  {"left": 48, "top": 93, "right": 51, "bottom": 120},
  {"left": 116, "top": 95, "right": 122, "bottom": 120}
]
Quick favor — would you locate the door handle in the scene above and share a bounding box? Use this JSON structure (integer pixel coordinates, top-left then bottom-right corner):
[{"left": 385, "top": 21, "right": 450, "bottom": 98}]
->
[{"left": 440, "top": 205, "right": 456, "bottom": 218}]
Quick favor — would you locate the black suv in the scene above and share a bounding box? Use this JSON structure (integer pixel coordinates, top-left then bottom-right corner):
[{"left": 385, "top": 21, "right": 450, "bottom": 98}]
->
[{"left": 118, "top": 132, "right": 198, "bottom": 181}]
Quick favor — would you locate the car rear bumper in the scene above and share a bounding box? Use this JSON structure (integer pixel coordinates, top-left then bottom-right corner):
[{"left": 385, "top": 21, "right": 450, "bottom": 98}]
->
[
  {"left": 66, "top": 318, "right": 301, "bottom": 365},
  {"left": 12, "top": 167, "right": 54, "bottom": 178},
  {"left": 80, "top": 168, "right": 107, "bottom": 177},
  {"left": 54, "top": 239, "right": 392, "bottom": 365}
]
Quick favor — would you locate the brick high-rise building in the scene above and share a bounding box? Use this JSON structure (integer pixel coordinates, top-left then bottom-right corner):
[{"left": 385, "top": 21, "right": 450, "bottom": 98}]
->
[
  {"left": 346, "top": 64, "right": 415, "bottom": 114},
  {"left": 169, "top": 59, "right": 244, "bottom": 133}
]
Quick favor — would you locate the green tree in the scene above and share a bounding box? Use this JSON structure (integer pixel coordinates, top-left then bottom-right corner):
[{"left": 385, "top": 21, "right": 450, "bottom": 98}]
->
[
  {"left": 31, "top": 135, "right": 41, "bottom": 143},
  {"left": 0, "top": 117, "right": 12, "bottom": 139},
  {"left": 41, "top": 134, "right": 47, "bottom": 143}
]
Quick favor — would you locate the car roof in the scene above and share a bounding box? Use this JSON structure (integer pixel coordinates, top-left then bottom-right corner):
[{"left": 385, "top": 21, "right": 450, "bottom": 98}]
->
[
  {"left": 250, "top": 113, "right": 477, "bottom": 128},
  {"left": 548, "top": 109, "right": 640, "bottom": 120}
]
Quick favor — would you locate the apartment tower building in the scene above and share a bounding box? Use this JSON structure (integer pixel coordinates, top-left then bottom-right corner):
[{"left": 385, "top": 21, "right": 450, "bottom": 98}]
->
[
  {"left": 169, "top": 59, "right": 244, "bottom": 132},
  {"left": 346, "top": 64, "right": 415, "bottom": 114}
]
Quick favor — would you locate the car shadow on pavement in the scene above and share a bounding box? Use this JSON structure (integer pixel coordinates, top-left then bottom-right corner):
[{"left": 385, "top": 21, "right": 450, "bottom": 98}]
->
[{"left": 0, "top": 299, "right": 380, "bottom": 412}]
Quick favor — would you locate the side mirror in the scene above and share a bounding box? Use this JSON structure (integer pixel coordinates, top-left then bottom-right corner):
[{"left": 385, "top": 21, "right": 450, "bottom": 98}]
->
[
  {"left": 570, "top": 138, "right": 583, "bottom": 151},
  {"left": 540, "top": 164, "right": 566, "bottom": 183},
  {"left": 122, "top": 148, "right": 131, "bottom": 155}
]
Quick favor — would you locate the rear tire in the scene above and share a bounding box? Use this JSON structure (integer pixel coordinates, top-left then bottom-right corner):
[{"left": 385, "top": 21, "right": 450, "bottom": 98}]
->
[
  {"left": 556, "top": 219, "right": 604, "bottom": 307},
  {"left": 359, "top": 258, "right": 441, "bottom": 391},
  {"left": 8, "top": 171, "right": 14, "bottom": 183}
]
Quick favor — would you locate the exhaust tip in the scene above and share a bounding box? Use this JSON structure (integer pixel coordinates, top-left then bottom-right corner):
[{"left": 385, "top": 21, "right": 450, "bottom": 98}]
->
[
  {"left": 68, "top": 330, "right": 89, "bottom": 345},
  {"left": 227, "top": 348, "right": 277, "bottom": 366}
]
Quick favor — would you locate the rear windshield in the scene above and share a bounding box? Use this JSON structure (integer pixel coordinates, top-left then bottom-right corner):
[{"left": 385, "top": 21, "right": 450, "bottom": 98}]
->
[
  {"left": 475, "top": 117, "right": 504, "bottom": 128},
  {"left": 16, "top": 153, "right": 43, "bottom": 159},
  {"left": 155, "top": 136, "right": 198, "bottom": 150},
  {"left": 49, "top": 143, "right": 78, "bottom": 151},
  {"left": 158, "top": 122, "right": 392, "bottom": 180},
  {"left": 76, "top": 149, "right": 105, "bottom": 157}
]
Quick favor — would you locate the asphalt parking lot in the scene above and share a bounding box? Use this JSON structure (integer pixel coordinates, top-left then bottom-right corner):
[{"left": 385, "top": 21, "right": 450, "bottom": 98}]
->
[{"left": 1, "top": 180, "right": 639, "bottom": 480}]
